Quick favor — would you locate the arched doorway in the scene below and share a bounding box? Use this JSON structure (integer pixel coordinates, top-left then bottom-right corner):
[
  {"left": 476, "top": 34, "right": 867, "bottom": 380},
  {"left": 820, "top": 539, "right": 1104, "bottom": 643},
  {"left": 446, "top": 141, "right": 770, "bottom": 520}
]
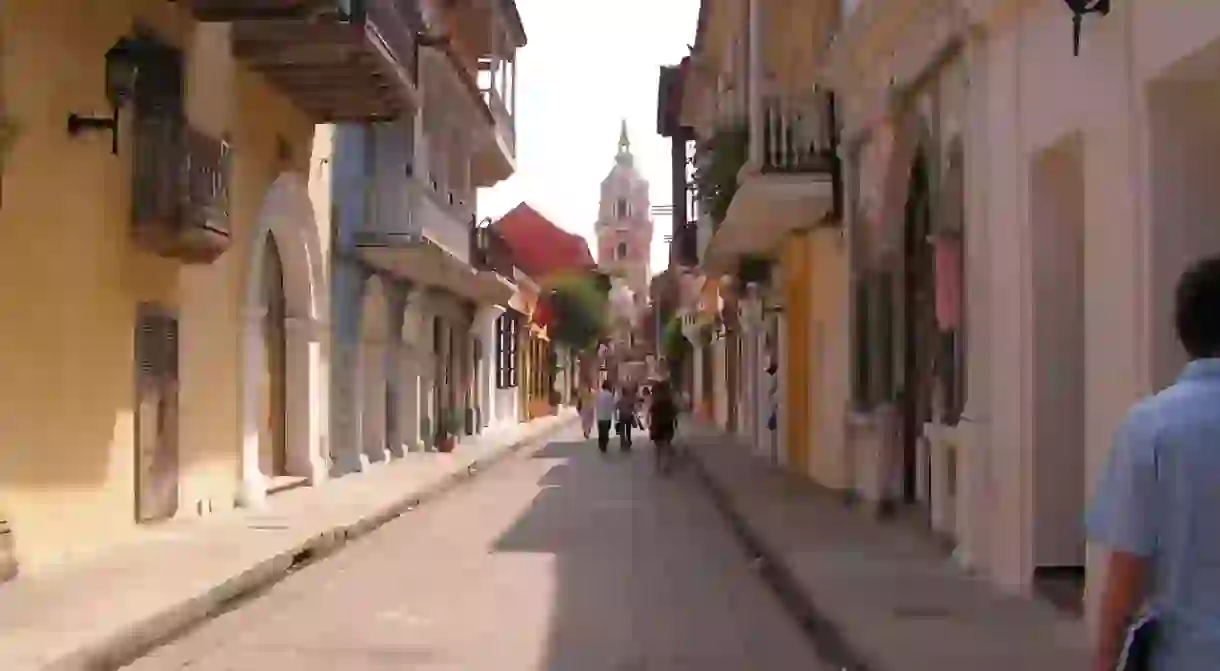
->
[
  {"left": 261, "top": 233, "right": 289, "bottom": 479},
  {"left": 239, "top": 173, "right": 327, "bottom": 507},
  {"left": 900, "top": 151, "right": 935, "bottom": 507}
]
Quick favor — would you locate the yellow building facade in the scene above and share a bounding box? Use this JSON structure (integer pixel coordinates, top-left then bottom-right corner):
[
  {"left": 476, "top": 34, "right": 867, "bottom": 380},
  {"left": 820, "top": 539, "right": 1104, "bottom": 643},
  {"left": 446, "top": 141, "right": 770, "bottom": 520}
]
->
[
  {"left": 0, "top": 1, "right": 336, "bottom": 572},
  {"left": 780, "top": 229, "right": 850, "bottom": 490}
]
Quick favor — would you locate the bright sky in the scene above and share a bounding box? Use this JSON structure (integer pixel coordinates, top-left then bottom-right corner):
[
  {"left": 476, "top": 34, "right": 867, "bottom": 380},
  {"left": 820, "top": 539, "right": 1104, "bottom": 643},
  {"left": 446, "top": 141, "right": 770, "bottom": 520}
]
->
[{"left": 478, "top": 0, "right": 700, "bottom": 276}]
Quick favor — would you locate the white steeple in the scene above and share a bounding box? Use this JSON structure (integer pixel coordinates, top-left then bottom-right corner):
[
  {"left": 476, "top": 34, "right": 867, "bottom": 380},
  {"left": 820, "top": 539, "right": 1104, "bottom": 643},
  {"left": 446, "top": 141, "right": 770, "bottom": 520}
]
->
[
  {"left": 616, "top": 118, "right": 633, "bottom": 167},
  {"left": 596, "top": 119, "right": 653, "bottom": 299}
]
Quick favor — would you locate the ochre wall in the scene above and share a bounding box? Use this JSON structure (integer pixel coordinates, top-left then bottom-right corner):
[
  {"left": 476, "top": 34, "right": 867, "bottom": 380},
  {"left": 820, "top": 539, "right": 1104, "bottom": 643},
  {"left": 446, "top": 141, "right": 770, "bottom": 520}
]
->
[{"left": 0, "top": 1, "right": 319, "bottom": 570}]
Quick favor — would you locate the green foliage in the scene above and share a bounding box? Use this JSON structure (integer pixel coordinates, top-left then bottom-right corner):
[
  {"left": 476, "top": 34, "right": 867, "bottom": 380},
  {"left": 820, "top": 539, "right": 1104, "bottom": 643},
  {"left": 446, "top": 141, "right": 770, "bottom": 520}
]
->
[
  {"left": 663, "top": 317, "right": 689, "bottom": 361},
  {"left": 693, "top": 123, "right": 749, "bottom": 225},
  {"left": 544, "top": 272, "right": 609, "bottom": 352},
  {"left": 591, "top": 270, "right": 613, "bottom": 293}
]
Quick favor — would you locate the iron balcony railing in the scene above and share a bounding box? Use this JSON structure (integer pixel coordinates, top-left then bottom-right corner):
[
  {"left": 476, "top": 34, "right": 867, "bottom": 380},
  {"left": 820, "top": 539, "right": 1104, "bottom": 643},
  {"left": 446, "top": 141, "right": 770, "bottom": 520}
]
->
[
  {"left": 761, "top": 90, "right": 838, "bottom": 175},
  {"left": 131, "top": 115, "right": 232, "bottom": 263}
]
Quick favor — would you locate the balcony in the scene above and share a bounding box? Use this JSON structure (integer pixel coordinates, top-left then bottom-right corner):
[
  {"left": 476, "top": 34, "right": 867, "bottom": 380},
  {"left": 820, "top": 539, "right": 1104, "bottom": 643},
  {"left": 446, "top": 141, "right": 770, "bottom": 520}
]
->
[
  {"left": 416, "top": 181, "right": 474, "bottom": 265},
  {"left": 186, "top": 0, "right": 421, "bottom": 121},
  {"left": 474, "top": 58, "right": 516, "bottom": 185},
  {"left": 353, "top": 180, "right": 511, "bottom": 303},
  {"left": 131, "top": 115, "right": 232, "bottom": 263},
  {"left": 419, "top": 38, "right": 517, "bottom": 188},
  {"left": 703, "top": 90, "right": 842, "bottom": 273}
]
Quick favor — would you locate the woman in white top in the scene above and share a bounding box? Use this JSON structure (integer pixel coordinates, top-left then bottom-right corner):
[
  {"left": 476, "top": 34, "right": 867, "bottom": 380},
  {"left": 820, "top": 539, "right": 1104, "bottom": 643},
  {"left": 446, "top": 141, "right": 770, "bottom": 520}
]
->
[{"left": 594, "top": 381, "right": 617, "bottom": 453}]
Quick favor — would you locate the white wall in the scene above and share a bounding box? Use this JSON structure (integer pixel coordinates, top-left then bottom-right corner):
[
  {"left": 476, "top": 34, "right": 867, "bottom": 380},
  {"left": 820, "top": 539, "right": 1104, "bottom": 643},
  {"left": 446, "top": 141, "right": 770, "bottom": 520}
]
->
[{"left": 1029, "top": 136, "right": 1086, "bottom": 570}]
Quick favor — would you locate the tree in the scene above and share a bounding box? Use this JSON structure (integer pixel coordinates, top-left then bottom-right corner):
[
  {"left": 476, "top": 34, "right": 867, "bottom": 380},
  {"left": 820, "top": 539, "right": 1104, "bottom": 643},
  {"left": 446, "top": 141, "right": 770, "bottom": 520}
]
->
[
  {"left": 662, "top": 316, "right": 691, "bottom": 387},
  {"left": 543, "top": 271, "right": 609, "bottom": 352}
]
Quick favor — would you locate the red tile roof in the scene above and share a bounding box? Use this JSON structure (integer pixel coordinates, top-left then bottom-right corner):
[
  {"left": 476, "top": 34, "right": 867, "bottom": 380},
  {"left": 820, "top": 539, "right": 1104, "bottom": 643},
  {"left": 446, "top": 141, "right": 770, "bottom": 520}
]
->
[{"left": 491, "top": 203, "right": 596, "bottom": 279}]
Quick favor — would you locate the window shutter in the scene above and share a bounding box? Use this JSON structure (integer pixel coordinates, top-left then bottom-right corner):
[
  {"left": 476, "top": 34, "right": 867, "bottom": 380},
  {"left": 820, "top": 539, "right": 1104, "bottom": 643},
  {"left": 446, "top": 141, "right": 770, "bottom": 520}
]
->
[{"left": 134, "top": 305, "right": 179, "bottom": 523}]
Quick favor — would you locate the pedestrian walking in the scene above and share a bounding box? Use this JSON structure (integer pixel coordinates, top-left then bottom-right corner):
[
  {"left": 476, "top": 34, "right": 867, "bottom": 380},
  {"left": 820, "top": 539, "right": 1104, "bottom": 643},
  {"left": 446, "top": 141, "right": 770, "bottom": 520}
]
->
[
  {"left": 616, "top": 384, "right": 638, "bottom": 452},
  {"left": 578, "top": 386, "right": 596, "bottom": 439},
  {"left": 594, "top": 381, "right": 616, "bottom": 453},
  {"left": 648, "top": 380, "right": 679, "bottom": 475},
  {"left": 1088, "top": 254, "right": 1220, "bottom": 671}
]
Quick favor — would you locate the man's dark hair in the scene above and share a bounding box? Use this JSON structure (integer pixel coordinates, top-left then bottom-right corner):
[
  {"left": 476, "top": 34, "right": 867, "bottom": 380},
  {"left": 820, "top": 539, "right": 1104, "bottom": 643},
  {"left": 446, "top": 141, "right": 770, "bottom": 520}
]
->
[{"left": 1175, "top": 254, "right": 1220, "bottom": 359}]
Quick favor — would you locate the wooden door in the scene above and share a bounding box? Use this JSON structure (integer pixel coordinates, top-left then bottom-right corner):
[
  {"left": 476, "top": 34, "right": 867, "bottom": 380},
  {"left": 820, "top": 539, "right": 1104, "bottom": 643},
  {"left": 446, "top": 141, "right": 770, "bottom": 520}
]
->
[
  {"left": 135, "top": 304, "right": 180, "bottom": 523},
  {"left": 262, "top": 234, "right": 288, "bottom": 477}
]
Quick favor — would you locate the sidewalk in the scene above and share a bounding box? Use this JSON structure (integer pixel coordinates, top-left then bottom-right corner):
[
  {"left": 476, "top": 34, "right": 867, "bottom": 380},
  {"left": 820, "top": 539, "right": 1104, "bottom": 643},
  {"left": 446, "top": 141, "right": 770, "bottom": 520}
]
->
[
  {"left": 683, "top": 422, "right": 1090, "bottom": 671},
  {"left": 0, "top": 411, "right": 575, "bottom": 671}
]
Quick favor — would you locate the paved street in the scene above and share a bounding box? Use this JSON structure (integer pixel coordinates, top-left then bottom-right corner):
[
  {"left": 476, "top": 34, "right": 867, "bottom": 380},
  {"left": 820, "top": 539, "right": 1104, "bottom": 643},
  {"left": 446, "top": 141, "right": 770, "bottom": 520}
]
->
[{"left": 124, "top": 425, "right": 827, "bottom": 670}]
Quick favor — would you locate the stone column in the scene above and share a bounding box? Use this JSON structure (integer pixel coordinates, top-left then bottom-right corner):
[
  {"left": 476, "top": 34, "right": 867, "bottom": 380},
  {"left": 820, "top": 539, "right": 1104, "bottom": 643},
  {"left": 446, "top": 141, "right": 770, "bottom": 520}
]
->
[
  {"left": 359, "top": 336, "right": 390, "bottom": 465},
  {"left": 419, "top": 310, "right": 438, "bottom": 449},
  {"left": 398, "top": 341, "right": 422, "bottom": 452},
  {"left": 286, "top": 316, "right": 329, "bottom": 483},
  {"left": 239, "top": 308, "right": 269, "bottom": 509},
  {"left": 472, "top": 305, "right": 504, "bottom": 430}
]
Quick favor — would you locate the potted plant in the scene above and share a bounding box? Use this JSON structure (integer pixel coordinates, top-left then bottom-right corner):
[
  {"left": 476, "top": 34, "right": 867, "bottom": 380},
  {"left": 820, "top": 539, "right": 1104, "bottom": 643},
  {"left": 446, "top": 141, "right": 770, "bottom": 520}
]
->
[{"left": 435, "top": 409, "right": 461, "bottom": 453}]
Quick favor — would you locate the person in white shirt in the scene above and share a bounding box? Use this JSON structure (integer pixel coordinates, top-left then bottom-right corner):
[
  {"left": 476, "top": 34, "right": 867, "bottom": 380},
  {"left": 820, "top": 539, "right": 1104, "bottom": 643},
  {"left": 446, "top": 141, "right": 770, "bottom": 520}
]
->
[{"left": 594, "top": 381, "right": 617, "bottom": 453}]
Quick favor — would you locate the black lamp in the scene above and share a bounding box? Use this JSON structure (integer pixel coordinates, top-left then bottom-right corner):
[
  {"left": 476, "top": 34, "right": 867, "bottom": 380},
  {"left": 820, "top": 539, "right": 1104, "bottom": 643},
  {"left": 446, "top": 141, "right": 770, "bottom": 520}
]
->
[
  {"left": 67, "top": 36, "right": 142, "bottom": 155},
  {"left": 1063, "top": 0, "right": 1110, "bottom": 56}
]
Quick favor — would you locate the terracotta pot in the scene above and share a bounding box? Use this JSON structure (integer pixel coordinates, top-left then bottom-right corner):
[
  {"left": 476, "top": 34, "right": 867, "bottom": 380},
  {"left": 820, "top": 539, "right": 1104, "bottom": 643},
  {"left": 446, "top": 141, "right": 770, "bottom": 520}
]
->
[{"left": 437, "top": 435, "right": 456, "bottom": 453}]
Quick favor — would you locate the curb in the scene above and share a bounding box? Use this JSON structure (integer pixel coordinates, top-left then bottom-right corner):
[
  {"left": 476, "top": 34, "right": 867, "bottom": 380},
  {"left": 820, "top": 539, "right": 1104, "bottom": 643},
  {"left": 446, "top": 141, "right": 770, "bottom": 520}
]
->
[
  {"left": 686, "top": 441, "right": 876, "bottom": 671},
  {"left": 52, "top": 413, "right": 576, "bottom": 671}
]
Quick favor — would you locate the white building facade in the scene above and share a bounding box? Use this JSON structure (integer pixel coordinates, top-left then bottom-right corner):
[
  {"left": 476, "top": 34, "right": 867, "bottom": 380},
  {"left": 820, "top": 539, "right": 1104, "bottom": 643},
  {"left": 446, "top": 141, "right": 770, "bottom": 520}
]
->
[
  {"left": 826, "top": 0, "right": 1220, "bottom": 629},
  {"left": 331, "top": 0, "right": 526, "bottom": 469}
]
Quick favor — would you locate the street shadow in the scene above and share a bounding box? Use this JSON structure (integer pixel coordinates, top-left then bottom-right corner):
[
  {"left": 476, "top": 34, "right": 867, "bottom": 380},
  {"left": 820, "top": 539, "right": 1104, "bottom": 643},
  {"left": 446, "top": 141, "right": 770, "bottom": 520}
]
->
[{"left": 492, "top": 433, "right": 742, "bottom": 670}]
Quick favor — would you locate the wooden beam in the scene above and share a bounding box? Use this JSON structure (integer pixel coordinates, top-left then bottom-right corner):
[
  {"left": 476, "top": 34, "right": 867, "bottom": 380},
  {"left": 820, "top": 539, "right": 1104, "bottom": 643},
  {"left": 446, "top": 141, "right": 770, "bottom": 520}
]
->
[
  {"left": 284, "top": 82, "right": 400, "bottom": 104},
  {"left": 294, "top": 88, "right": 400, "bottom": 108},
  {"left": 186, "top": 0, "right": 343, "bottom": 22},
  {"left": 233, "top": 39, "right": 359, "bottom": 65},
  {"left": 231, "top": 20, "right": 356, "bottom": 45},
  {"left": 256, "top": 68, "right": 385, "bottom": 84}
]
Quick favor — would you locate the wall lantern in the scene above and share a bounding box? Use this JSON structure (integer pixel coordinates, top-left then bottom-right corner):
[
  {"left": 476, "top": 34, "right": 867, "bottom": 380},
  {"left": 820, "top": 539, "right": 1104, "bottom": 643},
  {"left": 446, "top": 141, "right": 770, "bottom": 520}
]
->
[
  {"left": 1063, "top": 0, "right": 1110, "bottom": 57},
  {"left": 67, "top": 37, "right": 142, "bottom": 155}
]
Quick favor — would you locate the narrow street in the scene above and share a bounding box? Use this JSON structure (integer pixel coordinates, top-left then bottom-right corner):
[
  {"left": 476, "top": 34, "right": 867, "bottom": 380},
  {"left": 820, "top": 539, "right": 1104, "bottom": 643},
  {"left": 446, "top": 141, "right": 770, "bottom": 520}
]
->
[{"left": 123, "top": 425, "right": 828, "bottom": 671}]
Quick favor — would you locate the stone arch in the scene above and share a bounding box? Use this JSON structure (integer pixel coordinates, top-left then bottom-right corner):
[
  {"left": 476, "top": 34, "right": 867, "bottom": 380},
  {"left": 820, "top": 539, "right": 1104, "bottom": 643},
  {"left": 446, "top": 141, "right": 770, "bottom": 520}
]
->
[
  {"left": 239, "top": 172, "right": 328, "bottom": 508},
  {"left": 357, "top": 275, "right": 392, "bottom": 463}
]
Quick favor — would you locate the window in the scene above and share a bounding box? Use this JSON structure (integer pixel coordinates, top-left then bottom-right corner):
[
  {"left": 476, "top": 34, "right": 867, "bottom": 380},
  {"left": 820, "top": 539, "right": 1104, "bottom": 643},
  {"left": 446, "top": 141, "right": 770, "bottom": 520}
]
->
[
  {"left": 616, "top": 242, "right": 628, "bottom": 260},
  {"left": 496, "top": 311, "right": 519, "bottom": 389},
  {"left": 616, "top": 198, "right": 629, "bottom": 218}
]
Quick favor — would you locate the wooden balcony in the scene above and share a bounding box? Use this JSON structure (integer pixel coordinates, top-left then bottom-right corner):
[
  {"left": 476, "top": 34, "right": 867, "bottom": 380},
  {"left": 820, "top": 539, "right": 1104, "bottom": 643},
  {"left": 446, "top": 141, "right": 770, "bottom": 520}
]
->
[
  {"left": 186, "top": 0, "right": 421, "bottom": 121},
  {"left": 132, "top": 116, "right": 232, "bottom": 263}
]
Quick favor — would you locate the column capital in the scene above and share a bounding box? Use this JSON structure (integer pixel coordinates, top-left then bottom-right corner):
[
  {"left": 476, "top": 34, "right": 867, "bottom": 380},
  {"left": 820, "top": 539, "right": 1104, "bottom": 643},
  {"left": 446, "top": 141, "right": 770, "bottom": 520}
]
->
[{"left": 471, "top": 303, "right": 506, "bottom": 334}]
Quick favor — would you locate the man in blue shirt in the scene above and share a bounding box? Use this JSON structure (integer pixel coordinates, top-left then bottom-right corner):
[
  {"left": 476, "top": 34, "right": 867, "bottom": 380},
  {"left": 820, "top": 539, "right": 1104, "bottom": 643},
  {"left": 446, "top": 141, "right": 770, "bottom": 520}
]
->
[{"left": 1088, "top": 255, "right": 1220, "bottom": 670}]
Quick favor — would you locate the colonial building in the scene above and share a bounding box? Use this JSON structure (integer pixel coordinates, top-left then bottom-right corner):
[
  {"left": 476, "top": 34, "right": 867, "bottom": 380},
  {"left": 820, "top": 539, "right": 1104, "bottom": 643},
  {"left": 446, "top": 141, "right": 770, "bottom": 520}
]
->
[
  {"left": 0, "top": 0, "right": 425, "bottom": 574},
  {"left": 329, "top": 0, "right": 525, "bottom": 464},
  {"left": 833, "top": 0, "right": 1220, "bottom": 625},
  {"left": 677, "top": 0, "right": 1220, "bottom": 631},
  {"left": 491, "top": 203, "right": 597, "bottom": 417},
  {"left": 676, "top": 0, "right": 846, "bottom": 475}
]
